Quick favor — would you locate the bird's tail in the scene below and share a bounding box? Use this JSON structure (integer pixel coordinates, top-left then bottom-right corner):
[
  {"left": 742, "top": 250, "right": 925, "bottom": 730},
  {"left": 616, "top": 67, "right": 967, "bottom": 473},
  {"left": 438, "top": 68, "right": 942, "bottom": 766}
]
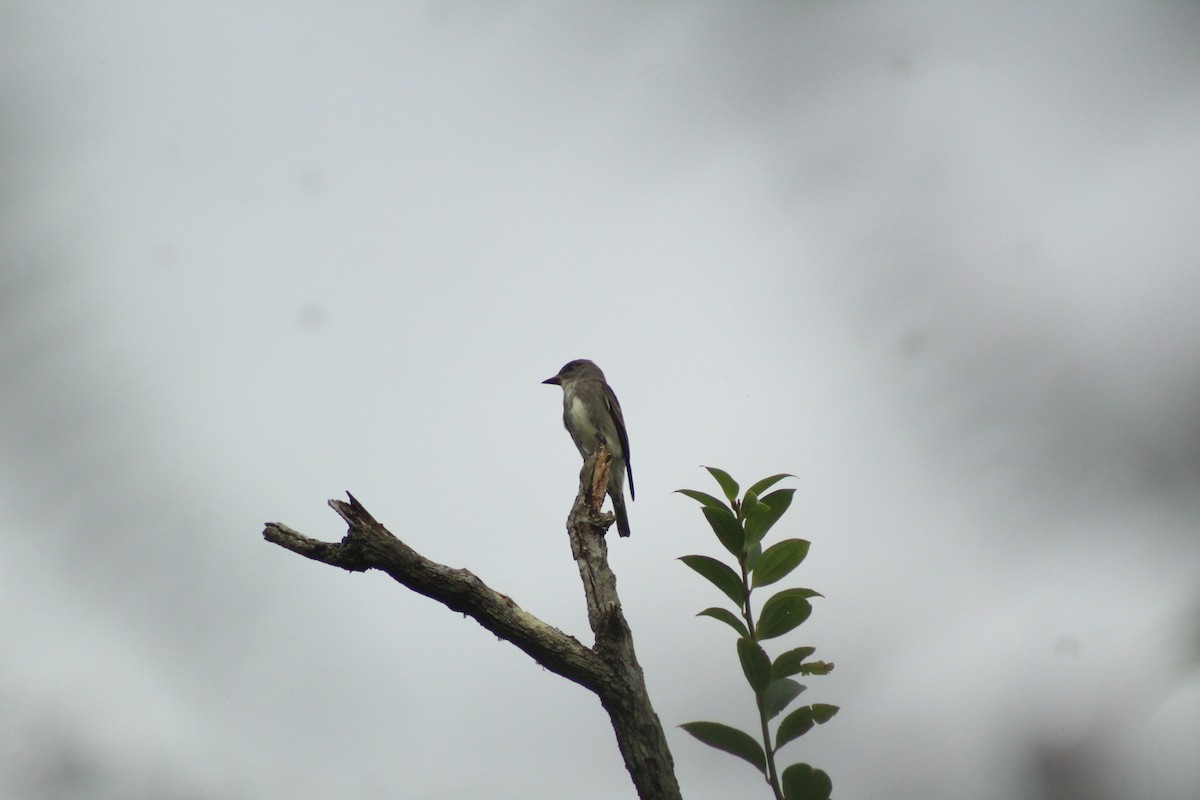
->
[{"left": 611, "top": 489, "right": 631, "bottom": 538}]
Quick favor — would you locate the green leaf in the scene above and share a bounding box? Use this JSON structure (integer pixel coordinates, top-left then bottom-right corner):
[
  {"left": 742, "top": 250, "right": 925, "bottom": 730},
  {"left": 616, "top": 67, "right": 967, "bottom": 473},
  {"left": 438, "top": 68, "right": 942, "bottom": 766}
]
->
[
  {"left": 747, "top": 473, "right": 795, "bottom": 498},
  {"left": 781, "top": 763, "right": 832, "bottom": 800},
  {"left": 702, "top": 505, "right": 745, "bottom": 557},
  {"left": 762, "top": 678, "right": 805, "bottom": 720},
  {"left": 740, "top": 489, "right": 772, "bottom": 523},
  {"left": 771, "top": 647, "right": 816, "bottom": 680},
  {"left": 751, "top": 538, "right": 811, "bottom": 588},
  {"left": 744, "top": 540, "right": 763, "bottom": 572},
  {"left": 744, "top": 488, "right": 795, "bottom": 549},
  {"left": 697, "top": 607, "right": 750, "bottom": 639},
  {"left": 811, "top": 704, "right": 839, "bottom": 724},
  {"left": 704, "top": 466, "right": 740, "bottom": 504},
  {"left": 757, "top": 589, "right": 814, "bottom": 641},
  {"left": 679, "top": 721, "right": 765, "bottom": 774},
  {"left": 776, "top": 704, "right": 837, "bottom": 753},
  {"left": 675, "top": 489, "right": 729, "bottom": 510},
  {"left": 797, "top": 660, "right": 835, "bottom": 676},
  {"left": 737, "top": 637, "right": 772, "bottom": 693},
  {"left": 679, "top": 555, "right": 746, "bottom": 607},
  {"left": 774, "top": 706, "right": 815, "bottom": 750}
]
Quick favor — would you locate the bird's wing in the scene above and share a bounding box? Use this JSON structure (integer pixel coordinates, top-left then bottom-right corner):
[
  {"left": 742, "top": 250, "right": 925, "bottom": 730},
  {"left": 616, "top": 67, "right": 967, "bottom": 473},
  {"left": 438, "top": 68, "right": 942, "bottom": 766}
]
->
[{"left": 603, "top": 382, "right": 634, "bottom": 501}]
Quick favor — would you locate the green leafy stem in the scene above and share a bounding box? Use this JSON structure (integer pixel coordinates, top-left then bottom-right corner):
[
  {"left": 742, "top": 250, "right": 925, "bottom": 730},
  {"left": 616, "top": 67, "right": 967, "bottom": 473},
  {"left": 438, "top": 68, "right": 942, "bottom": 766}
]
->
[{"left": 678, "top": 468, "right": 838, "bottom": 800}]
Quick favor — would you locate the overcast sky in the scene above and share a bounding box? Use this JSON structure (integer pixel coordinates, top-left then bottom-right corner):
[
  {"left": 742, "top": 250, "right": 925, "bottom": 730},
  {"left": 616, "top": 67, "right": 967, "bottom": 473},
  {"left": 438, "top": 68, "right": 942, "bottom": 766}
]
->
[{"left": 2, "top": 3, "right": 1199, "bottom": 799}]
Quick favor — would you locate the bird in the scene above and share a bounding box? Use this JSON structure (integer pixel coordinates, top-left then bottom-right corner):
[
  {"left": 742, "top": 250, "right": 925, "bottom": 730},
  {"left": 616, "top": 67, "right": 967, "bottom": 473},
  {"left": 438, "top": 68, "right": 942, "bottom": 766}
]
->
[{"left": 543, "top": 359, "right": 635, "bottom": 537}]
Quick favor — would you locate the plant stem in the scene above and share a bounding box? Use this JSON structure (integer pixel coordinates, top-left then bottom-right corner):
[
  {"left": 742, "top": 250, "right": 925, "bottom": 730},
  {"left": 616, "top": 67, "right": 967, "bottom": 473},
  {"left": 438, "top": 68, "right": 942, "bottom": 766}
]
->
[{"left": 740, "top": 556, "right": 784, "bottom": 800}]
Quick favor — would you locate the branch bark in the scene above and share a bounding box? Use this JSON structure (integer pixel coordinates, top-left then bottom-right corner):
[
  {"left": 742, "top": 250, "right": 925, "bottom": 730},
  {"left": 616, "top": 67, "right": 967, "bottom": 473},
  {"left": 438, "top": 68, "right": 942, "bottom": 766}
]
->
[{"left": 262, "top": 445, "right": 682, "bottom": 800}]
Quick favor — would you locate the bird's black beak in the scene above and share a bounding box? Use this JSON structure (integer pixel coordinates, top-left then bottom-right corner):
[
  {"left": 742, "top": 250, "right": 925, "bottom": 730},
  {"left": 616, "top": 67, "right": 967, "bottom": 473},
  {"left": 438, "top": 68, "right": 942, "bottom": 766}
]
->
[{"left": 542, "top": 375, "right": 561, "bottom": 385}]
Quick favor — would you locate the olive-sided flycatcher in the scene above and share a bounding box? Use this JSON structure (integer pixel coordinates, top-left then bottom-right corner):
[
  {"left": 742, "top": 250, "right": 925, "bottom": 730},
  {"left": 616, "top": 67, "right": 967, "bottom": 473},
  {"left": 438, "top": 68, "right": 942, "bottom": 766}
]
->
[{"left": 543, "top": 359, "right": 635, "bottom": 537}]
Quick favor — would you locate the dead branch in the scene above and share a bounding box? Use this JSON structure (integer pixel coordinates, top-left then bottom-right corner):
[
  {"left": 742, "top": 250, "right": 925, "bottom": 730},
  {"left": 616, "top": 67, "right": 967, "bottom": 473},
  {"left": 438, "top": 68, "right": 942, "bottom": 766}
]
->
[{"left": 262, "top": 445, "right": 681, "bottom": 800}]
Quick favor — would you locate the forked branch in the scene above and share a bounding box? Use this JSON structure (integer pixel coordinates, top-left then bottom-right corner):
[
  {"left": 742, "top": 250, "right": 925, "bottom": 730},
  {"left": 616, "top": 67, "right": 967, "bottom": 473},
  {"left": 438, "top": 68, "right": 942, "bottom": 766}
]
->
[{"left": 262, "top": 444, "right": 681, "bottom": 800}]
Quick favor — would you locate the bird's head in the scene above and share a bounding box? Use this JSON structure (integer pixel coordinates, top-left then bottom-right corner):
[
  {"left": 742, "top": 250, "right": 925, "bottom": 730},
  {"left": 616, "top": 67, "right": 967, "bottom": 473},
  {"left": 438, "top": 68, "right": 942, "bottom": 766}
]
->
[{"left": 543, "top": 359, "right": 605, "bottom": 386}]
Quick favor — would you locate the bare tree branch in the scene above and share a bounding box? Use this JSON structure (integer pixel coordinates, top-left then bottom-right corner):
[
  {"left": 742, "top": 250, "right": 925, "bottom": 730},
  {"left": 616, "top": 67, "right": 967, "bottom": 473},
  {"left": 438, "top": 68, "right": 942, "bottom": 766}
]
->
[
  {"left": 262, "top": 445, "right": 682, "bottom": 800},
  {"left": 264, "top": 496, "right": 605, "bottom": 690},
  {"left": 565, "top": 447, "right": 683, "bottom": 800}
]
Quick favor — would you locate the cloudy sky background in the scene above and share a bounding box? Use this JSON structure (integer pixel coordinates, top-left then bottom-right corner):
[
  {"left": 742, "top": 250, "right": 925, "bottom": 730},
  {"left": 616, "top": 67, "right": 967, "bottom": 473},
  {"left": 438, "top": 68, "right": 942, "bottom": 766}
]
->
[{"left": 2, "top": 3, "right": 1199, "bottom": 799}]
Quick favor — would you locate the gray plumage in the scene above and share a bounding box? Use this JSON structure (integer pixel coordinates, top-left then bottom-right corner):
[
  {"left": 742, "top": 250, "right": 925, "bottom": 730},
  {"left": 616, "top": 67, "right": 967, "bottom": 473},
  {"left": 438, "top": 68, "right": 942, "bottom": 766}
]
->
[{"left": 543, "top": 359, "right": 635, "bottom": 537}]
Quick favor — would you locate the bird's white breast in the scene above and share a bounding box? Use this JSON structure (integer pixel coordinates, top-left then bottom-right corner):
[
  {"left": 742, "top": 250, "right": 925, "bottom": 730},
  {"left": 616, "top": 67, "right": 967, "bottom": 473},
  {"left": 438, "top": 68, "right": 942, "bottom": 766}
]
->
[{"left": 567, "top": 395, "right": 594, "bottom": 440}]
